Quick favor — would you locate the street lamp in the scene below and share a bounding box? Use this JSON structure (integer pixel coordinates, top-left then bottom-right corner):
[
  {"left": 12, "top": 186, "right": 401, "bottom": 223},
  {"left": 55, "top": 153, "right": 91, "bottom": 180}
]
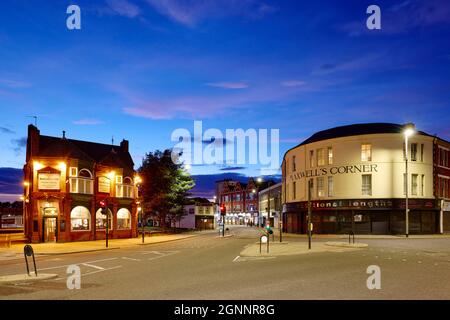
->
[
  {"left": 403, "top": 123, "right": 415, "bottom": 238},
  {"left": 135, "top": 175, "right": 144, "bottom": 243}
]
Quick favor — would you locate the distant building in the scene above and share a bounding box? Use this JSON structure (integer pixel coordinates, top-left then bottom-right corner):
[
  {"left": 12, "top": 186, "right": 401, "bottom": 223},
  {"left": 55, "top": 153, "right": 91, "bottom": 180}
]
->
[
  {"left": 217, "top": 178, "right": 275, "bottom": 225},
  {"left": 23, "top": 125, "right": 139, "bottom": 243},
  {"left": 258, "top": 183, "right": 282, "bottom": 227},
  {"left": 169, "top": 198, "right": 216, "bottom": 230}
]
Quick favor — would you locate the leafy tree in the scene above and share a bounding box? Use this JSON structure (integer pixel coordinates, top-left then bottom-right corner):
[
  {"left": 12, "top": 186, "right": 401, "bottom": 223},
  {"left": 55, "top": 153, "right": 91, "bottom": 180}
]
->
[{"left": 138, "top": 149, "right": 195, "bottom": 229}]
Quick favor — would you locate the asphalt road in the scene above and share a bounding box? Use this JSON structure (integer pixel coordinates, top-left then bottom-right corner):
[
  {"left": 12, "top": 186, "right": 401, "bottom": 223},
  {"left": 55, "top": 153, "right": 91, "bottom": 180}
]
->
[{"left": 1, "top": 226, "right": 450, "bottom": 299}]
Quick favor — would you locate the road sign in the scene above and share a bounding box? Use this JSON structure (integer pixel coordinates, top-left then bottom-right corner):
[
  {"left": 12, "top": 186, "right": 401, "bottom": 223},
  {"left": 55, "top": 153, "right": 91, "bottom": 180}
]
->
[{"left": 261, "top": 235, "right": 268, "bottom": 243}]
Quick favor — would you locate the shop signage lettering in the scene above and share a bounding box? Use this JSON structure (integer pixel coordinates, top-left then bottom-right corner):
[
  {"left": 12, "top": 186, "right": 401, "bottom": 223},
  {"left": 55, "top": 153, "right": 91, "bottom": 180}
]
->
[
  {"left": 289, "top": 164, "right": 378, "bottom": 181},
  {"left": 38, "top": 173, "right": 60, "bottom": 190}
]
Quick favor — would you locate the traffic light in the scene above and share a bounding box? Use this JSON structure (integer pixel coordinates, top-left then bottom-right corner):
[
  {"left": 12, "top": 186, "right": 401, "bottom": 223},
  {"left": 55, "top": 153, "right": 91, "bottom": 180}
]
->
[
  {"left": 99, "top": 200, "right": 107, "bottom": 215},
  {"left": 220, "top": 204, "right": 226, "bottom": 215}
]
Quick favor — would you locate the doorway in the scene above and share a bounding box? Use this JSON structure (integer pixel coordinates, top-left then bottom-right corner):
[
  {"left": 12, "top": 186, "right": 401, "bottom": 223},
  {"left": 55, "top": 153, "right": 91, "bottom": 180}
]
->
[{"left": 43, "top": 217, "right": 57, "bottom": 242}]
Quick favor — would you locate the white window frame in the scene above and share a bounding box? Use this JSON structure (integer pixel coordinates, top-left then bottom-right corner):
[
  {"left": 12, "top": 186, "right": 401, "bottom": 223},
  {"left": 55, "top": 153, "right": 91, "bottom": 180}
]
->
[{"left": 362, "top": 174, "right": 372, "bottom": 196}]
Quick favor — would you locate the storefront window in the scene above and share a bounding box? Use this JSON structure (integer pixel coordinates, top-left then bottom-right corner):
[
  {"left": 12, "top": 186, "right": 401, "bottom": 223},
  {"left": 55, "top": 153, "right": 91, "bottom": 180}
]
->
[
  {"left": 70, "top": 206, "right": 90, "bottom": 231},
  {"left": 117, "top": 208, "right": 131, "bottom": 229},
  {"left": 96, "top": 208, "right": 113, "bottom": 230}
]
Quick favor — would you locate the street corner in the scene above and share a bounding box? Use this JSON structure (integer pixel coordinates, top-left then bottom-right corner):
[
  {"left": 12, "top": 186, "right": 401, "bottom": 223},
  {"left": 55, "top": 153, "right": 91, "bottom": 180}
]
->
[
  {"left": 0, "top": 273, "right": 58, "bottom": 284},
  {"left": 325, "top": 241, "right": 369, "bottom": 249}
]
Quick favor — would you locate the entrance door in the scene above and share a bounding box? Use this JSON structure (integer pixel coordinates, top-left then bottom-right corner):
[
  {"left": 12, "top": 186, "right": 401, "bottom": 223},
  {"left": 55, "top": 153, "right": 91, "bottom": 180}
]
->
[{"left": 44, "top": 217, "right": 57, "bottom": 242}]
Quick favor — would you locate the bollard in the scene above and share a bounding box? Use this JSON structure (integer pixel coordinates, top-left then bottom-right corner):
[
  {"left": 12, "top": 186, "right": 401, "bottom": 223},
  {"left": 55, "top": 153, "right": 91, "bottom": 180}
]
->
[{"left": 24, "top": 245, "right": 38, "bottom": 276}]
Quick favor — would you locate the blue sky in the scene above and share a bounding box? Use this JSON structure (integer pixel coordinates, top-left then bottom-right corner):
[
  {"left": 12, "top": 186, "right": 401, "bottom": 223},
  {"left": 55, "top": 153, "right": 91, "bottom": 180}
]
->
[{"left": 0, "top": 0, "right": 450, "bottom": 184}]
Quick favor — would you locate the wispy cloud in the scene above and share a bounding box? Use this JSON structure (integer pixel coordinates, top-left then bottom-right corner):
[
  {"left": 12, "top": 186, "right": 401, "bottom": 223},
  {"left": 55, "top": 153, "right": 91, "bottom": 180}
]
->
[
  {"left": 11, "top": 137, "right": 27, "bottom": 154},
  {"left": 281, "top": 80, "right": 307, "bottom": 87},
  {"left": 0, "top": 79, "right": 32, "bottom": 89},
  {"left": 206, "top": 82, "right": 249, "bottom": 89},
  {"left": 145, "top": 0, "right": 276, "bottom": 27},
  {"left": 73, "top": 119, "right": 104, "bottom": 125},
  {"left": 0, "top": 127, "right": 15, "bottom": 134},
  {"left": 104, "top": 0, "right": 141, "bottom": 18}
]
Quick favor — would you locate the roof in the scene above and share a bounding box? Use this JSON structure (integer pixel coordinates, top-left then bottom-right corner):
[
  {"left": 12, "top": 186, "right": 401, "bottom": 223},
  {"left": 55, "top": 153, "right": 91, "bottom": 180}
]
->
[
  {"left": 284, "top": 123, "right": 435, "bottom": 159},
  {"left": 37, "top": 135, "right": 134, "bottom": 169}
]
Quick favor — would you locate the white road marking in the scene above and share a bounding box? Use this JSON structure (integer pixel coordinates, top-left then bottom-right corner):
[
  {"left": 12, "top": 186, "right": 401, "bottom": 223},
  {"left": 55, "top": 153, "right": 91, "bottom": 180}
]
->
[
  {"left": 82, "top": 263, "right": 105, "bottom": 270},
  {"left": 84, "top": 265, "right": 122, "bottom": 276},
  {"left": 233, "top": 256, "right": 240, "bottom": 262},
  {"left": 417, "top": 261, "right": 422, "bottom": 264},
  {"left": 402, "top": 259, "right": 407, "bottom": 262},
  {"left": 38, "top": 257, "right": 118, "bottom": 271},
  {"left": 121, "top": 257, "right": 141, "bottom": 261}
]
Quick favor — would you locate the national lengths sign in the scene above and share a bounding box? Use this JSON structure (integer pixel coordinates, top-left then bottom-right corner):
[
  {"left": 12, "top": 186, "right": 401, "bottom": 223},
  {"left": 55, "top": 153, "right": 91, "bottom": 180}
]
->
[
  {"left": 289, "top": 164, "right": 378, "bottom": 182},
  {"left": 284, "top": 198, "right": 437, "bottom": 211}
]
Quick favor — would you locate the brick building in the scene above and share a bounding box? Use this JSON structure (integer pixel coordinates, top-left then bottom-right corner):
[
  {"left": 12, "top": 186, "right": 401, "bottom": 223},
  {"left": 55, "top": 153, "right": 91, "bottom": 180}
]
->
[
  {"left": 217, "top": 178, "right": 274, "bottom": 225},
  {"left": 23, "top": 125, "right": 139, "bottom": 243},
  {"left": 435, "top": 137, "right": 450, "bottom": 232}
]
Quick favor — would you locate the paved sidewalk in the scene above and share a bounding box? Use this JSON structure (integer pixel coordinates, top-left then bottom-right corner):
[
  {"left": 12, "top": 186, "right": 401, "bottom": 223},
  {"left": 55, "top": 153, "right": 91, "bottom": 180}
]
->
[
  {"left": 0, "top": 230, "right": 213, "bottom": 256},
  {"left": 253, "top": 227, "right": 450, "bottom": 240},
  {"left": 239, "top": 241, "right": 364, "bottom": 257}
]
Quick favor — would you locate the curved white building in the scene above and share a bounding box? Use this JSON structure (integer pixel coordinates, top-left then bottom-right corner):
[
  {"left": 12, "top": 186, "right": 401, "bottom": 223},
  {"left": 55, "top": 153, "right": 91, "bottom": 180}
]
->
[{"left": 282, "top": 123, "right": 449, "bottom": 234}]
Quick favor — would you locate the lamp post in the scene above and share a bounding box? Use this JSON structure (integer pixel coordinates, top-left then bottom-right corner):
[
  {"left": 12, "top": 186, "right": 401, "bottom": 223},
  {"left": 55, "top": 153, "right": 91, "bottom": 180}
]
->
[
  {"left": 403, "top": 123, "right": 415, "bottom": 238},
  {"left": 135, "top": 175, "right": 143, "bottom": 243}
]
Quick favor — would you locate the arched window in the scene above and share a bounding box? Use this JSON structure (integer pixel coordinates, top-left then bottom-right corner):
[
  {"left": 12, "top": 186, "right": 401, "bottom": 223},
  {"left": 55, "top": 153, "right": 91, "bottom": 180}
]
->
[
  {"left": 117, "top": 208, "right": 131, "bottom": 229},
  {"left": 79, "top": 169, "right": 93, "bottom": 178},
  {"left": 71, "top": 206, "right": 90, "bottom": 231},
  {"left": 96, "top": 208, "right": 113, "bottom": 230}
]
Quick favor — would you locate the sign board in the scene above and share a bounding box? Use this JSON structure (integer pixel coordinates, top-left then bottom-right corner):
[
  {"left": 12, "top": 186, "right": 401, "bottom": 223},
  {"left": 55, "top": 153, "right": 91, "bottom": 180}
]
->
[
  {"left": 443, "top": 200, "right": 450, "bottom": 212},
  {"left": 354, "top": 214, "right": 363, "bottom": 222},
  {"left": 261, "top": 235, "right": 268, "bottom": 243},
  {"left": 98, "top": 177, "right": 111, "bottom": 193},
  {"left": 38, "top": 173, "right": 60, "bottom": 190}
]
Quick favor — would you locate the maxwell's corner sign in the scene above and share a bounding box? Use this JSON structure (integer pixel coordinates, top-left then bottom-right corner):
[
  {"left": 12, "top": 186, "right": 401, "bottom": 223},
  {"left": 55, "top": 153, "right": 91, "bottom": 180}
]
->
[{"left": 289, "top": 164, "right": 378, "bottom": 181}]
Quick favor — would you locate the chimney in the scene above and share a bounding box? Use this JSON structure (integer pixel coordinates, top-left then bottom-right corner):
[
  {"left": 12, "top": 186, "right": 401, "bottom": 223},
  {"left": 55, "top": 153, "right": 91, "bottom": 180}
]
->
[
  {"left": 120, "top": 139, "right": 129, "bottom": 153},
  {"left": 26, "top": 124, "right": 40, "bottom": 162},
  {"left": 62, "top": 130, "right": 66, "bottom": 139}
]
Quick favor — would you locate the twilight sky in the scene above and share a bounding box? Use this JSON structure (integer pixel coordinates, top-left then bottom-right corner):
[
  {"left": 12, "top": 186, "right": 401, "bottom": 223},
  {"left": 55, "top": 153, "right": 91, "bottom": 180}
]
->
[{"left": 0, "top": 0, "right": 450, "bottom": 184}]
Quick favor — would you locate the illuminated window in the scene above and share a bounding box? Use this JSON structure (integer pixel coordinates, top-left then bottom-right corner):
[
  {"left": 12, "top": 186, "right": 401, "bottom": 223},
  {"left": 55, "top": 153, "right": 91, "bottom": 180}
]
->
[
  {"left": 96, "top": 208, "right": 112, "bottom": 230},
  {"left": 70, "top": 206, "right": 90, "bottom": 231},
  {"left": 328, "top": 147, "right": 333, "bottom": 165},
  {"left": 361, "top": 144, "right": 372, "bottom": 162},
  {"left": 309, "top": 150, "right": 314, "bottom": 167},
  {"left": 317, "top": 149, "right": 325, "bottom": 166},
  {"left": 69, "top": 167, "right": 78, "bottom": 177},
  {"left": 117, "top": 208, "right": 131, "bottom": 229}
]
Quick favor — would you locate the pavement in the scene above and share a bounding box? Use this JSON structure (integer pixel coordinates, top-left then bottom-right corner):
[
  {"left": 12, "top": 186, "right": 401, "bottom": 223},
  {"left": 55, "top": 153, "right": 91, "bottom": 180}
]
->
[
  {"left": 0, "top": 230, "right": 215, "bottom": 256},
  {"left": 0, "top": 273, "right": 58, "bottom": 284},
  {"left": 239, "top": 241, "right": 364, "bottom": 257}
]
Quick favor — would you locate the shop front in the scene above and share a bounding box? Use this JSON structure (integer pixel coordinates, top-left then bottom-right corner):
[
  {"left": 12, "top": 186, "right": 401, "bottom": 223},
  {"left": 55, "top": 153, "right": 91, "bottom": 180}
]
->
[{"left": 283, "top": 198, "right": 439, "bottom": 235}]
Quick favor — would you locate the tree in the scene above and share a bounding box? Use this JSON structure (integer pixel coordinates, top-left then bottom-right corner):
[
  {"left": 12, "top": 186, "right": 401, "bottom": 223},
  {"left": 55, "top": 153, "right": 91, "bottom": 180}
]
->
[{"left": 138, "top": 149, "right": 195, "bottom": 230}]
